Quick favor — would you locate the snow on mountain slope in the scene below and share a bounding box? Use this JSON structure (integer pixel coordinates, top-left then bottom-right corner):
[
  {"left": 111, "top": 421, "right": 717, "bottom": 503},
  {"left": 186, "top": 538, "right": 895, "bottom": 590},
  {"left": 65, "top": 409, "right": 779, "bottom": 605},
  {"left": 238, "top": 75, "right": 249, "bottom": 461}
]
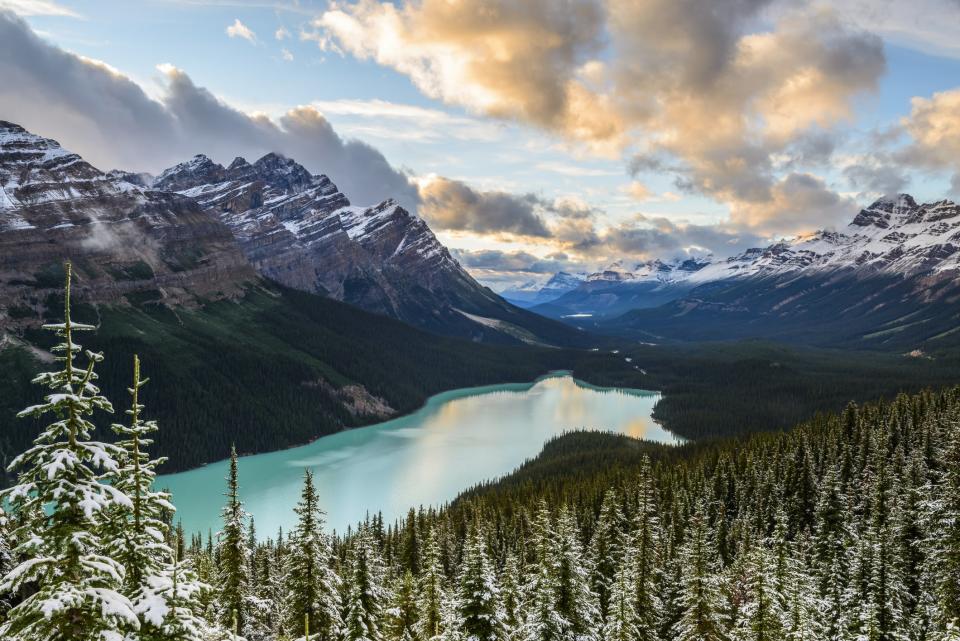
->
[
  {"left": 688, "top": 194, "right": 960, "bottom": 283},
  {"left": 155, "top": 152, "right": 587, "bottom": 346},
  {"left": 605, "top": 194, "right": 960, "bottom": 352},
  {"left": 0, "top": 121, "right": 254, "bottom": 316}
]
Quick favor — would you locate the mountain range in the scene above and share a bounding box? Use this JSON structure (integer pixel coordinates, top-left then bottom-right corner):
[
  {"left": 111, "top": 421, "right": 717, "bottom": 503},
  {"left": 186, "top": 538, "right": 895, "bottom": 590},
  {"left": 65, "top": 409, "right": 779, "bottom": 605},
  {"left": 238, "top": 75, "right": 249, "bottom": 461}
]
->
[
  {"left": 0, "top": 120, "right": 584, "bottom": 348},
  {"left": 533, "top": 194, "right": 960, "bottom": 353}
]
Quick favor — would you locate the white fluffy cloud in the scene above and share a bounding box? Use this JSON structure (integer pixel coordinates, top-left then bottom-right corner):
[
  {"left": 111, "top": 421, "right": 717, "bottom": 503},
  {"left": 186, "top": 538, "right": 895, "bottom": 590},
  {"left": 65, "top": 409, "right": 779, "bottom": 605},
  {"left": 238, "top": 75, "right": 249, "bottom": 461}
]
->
[
  {"left": 316, "top": 0, "right": 886, "bottom": 235},
  {"left": 226, "top": 18, "right": 257, "bottom": 43}
]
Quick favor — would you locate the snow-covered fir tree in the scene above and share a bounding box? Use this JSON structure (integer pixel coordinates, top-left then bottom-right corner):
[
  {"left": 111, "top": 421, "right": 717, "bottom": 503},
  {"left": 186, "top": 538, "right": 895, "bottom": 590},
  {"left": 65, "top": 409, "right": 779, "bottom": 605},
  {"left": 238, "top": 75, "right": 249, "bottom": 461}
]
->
[
  {"left": 455, "top": 525, "right": 503, "bottom": 641},
  {"left": 285, "top": 470, "right": 342, "bottom": 641},
  {"left": 387, "top": 569, "right": 419, "bottom": 641},
  {"left": 218, "top": 444, "right": 251, "bottom": 633},
  {"left": 415, "top": 528, "right": 447, "bottom": 641},
  {"left": 343, "top": 527, "right": 390, "bottom": 641},
  {"left": 0, "top": 262, "right": 139, "bottom": 641},
  {"left": 106, "top": 354, "right": 215, "bottom": 641},
  {"left": 601, "top": 547, "right": 638, "bottom": 641},
  {"left": 673, "top": 503, "right": 727, "bottom": 641}
]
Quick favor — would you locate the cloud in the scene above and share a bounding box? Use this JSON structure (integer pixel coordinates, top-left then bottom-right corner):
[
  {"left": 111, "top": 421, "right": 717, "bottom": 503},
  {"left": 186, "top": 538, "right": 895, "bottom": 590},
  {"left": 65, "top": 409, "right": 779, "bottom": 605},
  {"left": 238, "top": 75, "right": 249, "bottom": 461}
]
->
[
  {"left": 226, "top": 17, "right": 257, "bottom": 43},
  {"left": 453, "top": 249, "right": 575, "bottom": 274},
  {"left": 275, "top": 25, "right": 290, "bottom": 40},
  {"left": 316, "top": 0, "right": 886, "bottom": 235},
  {"left": 0, "top": 0, "right": 78, "bottom": 17},
  {"left": 802, "top": 0, "right": 960, "bottom": 60},
  {"left": 312, "top": 98, "right": 503, "bottom": 142},
  {"left": 624, "top": 181, "right": 652, "bottom": 201},
  {"left": 0, "top": 11, "right": 418, "bottom": 210},
  {"left": 580, "top": 215, "right": 767, "bottom": 265},
  {"left": 418, "top": 177, "right": 551, "bottom": 237},
  {"left": 281, "top": 47, "right": 293, "bottom": 61},
  {"left": 728, "top": 172, "right": 857, "bottom": 233},
  {"left": 314, "top": 0, "right": 622, "bottom": 145},
  {"left": 842, "top": 161, "right": 908, "bottom": 198},
  {"left": 897, "top": 88, "right": 960, "bottom": 193}
]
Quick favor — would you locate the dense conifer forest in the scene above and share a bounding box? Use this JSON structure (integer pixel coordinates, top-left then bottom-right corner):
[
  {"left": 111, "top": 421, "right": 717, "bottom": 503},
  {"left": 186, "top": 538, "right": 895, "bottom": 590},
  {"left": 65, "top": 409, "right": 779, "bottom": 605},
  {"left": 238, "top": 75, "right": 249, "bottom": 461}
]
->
[
  {"left": 2, "top": 266, "right": 960, "bottom": 641},
  {"left": 4, "top": 279, "right": 960, "bottom": 488}
]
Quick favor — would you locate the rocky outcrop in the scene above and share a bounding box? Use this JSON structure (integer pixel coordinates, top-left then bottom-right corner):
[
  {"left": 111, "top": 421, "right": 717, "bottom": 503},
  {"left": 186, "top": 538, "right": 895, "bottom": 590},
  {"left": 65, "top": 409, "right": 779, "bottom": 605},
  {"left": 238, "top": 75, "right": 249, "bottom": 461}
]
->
[{"left": 0, "top": 121, "right": 255, "bottom": 325}]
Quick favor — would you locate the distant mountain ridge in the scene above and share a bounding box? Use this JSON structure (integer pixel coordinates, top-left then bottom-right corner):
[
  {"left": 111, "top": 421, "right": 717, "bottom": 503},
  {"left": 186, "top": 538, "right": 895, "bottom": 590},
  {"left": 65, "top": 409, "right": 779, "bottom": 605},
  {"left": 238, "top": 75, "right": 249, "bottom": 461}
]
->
[{"left": 599, "top": 194, "right": 960, "bottom": 352}]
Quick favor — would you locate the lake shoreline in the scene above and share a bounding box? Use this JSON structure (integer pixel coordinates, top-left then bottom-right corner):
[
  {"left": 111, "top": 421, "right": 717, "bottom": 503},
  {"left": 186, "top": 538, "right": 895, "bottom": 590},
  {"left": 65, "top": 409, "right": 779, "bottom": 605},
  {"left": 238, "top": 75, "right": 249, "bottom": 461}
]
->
[
  {"left": 172, "top": 368, "right": 662, "bottom": 471},
  {"left": 157, "top": 373, "right": 673, "bottom": 535}
]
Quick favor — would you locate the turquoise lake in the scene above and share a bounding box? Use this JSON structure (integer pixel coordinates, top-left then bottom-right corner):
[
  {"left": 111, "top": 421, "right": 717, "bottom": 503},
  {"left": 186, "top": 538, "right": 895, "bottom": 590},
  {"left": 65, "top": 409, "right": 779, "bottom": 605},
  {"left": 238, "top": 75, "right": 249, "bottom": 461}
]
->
[{"left": 156, "top": 373, "right": 677, "bottom": 536}]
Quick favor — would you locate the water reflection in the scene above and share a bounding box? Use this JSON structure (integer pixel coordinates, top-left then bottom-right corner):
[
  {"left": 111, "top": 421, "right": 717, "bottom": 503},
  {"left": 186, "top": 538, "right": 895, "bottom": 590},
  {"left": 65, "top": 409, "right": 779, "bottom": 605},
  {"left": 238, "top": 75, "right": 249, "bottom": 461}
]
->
[{"left": 157, "top": 374, "right": 676, "bottom": 536}]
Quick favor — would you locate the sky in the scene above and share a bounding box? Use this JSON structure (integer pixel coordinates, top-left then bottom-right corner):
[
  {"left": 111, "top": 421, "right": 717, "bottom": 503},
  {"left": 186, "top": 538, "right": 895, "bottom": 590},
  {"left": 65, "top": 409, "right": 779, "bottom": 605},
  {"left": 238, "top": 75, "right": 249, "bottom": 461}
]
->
[{"left": 1, "top": 0, "right": 960, "bottom": 291}]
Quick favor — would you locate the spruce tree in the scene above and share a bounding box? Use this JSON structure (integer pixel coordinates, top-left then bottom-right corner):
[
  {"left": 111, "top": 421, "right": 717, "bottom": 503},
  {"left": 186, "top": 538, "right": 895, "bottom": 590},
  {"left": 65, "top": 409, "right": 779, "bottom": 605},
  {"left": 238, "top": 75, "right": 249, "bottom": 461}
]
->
[
  {"left": 387, "top": 570, "right": 419, "bottom": 641},
  {"left": 499, "top": 552, "right": 524, "bottom": 641},
  {"left": 934, "top": 415, "right": 960, "bottom": 631},
  {"left": 602, "top": 550, "right": 638, "bottom": 641},
  {"left": 811, "top": 465, "right": 851, "bottom": 641},
  {"left": 343, "top": 527, "right": 389, "bottom": 641},
  {"left": 415, "top": 529, "right": 446, "bottom": 641},
  {"left": 631, "top": 455, "right": 662, "bottom": 641},
  {"left": 524, "top": 504, "right": 567, "bottom": 641},
  {"left": 738, "top": 546, "right": 785, "bottom": 641},
  {"left": 0, "top": 262, "right": 139, "bottom": 641},
  {"left": 218, "top": 444, "right": 251, "bottom": 632},
  {"left": 286, "top": 470, "right": 342, "bottom": 640},
  {"left": 108, "top": 354, "right": 214, "bottom": 641},
  {"left": 673, "top": 504, "right": 726, "bottom": 641},
  {"left": 553, "top": 507, "right": 599, "bottom": 641},
  {"left": 456, "top": 525, "right": 503, "bottom": 641},
  {"left": 587, "top": 489, "right": 622, "bottom": 624}
]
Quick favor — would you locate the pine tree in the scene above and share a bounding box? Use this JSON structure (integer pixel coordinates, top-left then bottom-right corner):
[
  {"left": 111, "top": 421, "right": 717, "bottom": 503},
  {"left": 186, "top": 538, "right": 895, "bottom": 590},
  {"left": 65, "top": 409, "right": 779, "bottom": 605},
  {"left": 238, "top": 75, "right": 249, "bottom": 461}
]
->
[
  {"left": 673, "top": 504, "right": 727, "bottom": 641},
  {"left": 108, "top": 354, "right": 214, "bottom": 641},
  {"left": 286, "top": 470, "right": 342, "bottom": 641},
  {"left": 553, "top": 507, "right": 599, "bottom": 641},
  {"left": 587, "top": 489, "right": 622, "bottom": 624},
  {"left": 0, "top": 262, "right": 139, "bottom": 641},
  {"left": 388, "top": 570, "right": 420, "bottom": 641},
  {"left": 218, "top": 445, "right": 251, "bottom": 632},
  {"left": 602, "top": 550, "right": 638, "bottom": 641},
  {"left": 631, "top": 455, "right": 661, "bottom": 641},
  {"left": 415, "top": 529, "right": 446, "bottom": 641},
  {"left": 456, "top": 525, "right": 503, "bottom": 641},
  {"left": 344, "top": 527, "right": 390, "bottom": 641}
]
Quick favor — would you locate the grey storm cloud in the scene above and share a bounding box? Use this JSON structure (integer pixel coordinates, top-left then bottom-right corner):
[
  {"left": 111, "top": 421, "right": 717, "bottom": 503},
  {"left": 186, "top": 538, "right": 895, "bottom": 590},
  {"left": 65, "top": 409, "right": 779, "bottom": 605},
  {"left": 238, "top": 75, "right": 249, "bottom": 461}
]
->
[
  {"left": 0, "top": 11, "right": 418, "bottom": 210},
  {"left": 843, "top": 162, "right": 909, "bottom": 198},
  {"left": 452, "top": 249, "right": 575, "bottom": 274},
  {"left": 600, "top": 215, "right": 767, "bottom": 258},
  {"left": 418, "top": 177, "right": 552, "bottom": 237}
]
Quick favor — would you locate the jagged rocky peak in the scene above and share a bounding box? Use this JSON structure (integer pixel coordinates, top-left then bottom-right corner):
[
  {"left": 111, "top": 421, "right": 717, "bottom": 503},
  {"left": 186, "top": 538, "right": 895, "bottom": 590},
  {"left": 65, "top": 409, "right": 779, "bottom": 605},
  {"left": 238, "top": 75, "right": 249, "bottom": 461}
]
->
[
  {"left": 850, "top": 193, "right": 960, "bottom": 230},
  {"left": 0, "top": 121, "right": 255, "bottom": 310},
  {"left": 252, "top": 152, "right": 314, "bottom": 193},
  {"left": 0, "top": 122, "right": 141, "bottom": 214},
  {"left": 154, "top": 154, "right": 226, "bottom": 191}
]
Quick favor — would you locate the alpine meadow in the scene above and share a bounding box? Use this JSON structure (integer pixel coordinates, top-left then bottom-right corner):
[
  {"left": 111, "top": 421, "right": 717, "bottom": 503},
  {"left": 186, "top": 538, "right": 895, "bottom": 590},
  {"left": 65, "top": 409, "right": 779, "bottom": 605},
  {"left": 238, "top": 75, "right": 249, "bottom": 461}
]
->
[{"left": 2, "top": 2, "right": 960, "bottom": 641}]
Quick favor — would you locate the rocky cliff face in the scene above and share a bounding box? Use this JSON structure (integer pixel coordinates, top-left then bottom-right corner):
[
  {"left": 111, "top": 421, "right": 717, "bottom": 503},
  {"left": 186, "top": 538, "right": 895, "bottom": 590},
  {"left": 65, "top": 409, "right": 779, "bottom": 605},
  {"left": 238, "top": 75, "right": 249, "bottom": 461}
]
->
[
  {"left": 156, "top": 152, "right": 583, "bottom": 345},
  {"left": 0, "top": 121, "right": 255, "bottom": 325}
]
